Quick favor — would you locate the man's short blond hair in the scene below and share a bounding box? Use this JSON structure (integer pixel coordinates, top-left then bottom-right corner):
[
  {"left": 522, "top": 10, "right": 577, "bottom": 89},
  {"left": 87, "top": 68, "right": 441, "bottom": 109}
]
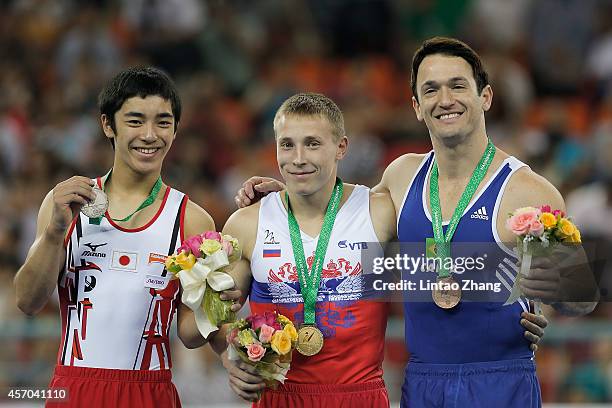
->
[{"left": 273, "top": 93, "right": 345, "bottom": 141}]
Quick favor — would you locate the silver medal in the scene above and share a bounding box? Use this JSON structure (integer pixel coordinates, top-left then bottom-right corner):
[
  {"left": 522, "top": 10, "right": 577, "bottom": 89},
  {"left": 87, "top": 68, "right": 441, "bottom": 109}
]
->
[{"left": 81, "top": 186, "right": 109, "bottom": 218}]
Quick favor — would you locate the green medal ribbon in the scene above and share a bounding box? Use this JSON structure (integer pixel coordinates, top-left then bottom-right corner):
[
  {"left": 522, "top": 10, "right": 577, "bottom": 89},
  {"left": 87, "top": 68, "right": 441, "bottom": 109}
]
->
[
  {"left": 286, "top": 178, "right": 343, "bottom": 325},
  {"left": 430, "top": 139, "right": 496, "bottom": 278},
  {"left": 89, "top": 169, "right": 163, "bottom": 225}
]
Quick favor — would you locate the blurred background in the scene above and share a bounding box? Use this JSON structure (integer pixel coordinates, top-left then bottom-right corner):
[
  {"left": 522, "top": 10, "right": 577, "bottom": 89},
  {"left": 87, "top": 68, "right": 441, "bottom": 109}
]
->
[{"left": 0, "top": 0, "right": 611, "bottom": 406}]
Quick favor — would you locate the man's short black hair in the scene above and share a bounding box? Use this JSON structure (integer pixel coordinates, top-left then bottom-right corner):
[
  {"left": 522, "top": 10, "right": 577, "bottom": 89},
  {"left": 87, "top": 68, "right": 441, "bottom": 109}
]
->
[
  {"left": 411, "top": 37, "right": 489, "bottom": 102},
  {"left": 98, "top": 67, "right": 181, "bottom": 148}
]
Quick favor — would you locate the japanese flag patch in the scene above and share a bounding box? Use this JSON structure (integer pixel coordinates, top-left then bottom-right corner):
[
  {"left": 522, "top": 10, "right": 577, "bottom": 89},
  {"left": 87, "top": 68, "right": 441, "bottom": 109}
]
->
[{"left": 110, "top": 250, "right": 139, "bottom": 272}]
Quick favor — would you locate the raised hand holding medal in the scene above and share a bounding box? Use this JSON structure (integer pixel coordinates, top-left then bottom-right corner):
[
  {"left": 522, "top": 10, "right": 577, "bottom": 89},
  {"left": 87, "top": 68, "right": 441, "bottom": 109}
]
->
[
  {"left": 429, "top": 139, "right": 496, "bottom": 309},
  {"left": 287, "top": 178, "right": 343, "bottom": 356},
  {"left": 49, "top": 176, "right": 99, "bottom": 236}
]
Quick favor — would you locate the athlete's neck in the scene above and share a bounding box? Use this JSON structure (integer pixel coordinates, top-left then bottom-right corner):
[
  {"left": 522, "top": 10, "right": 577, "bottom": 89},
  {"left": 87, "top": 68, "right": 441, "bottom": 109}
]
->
[
  {"left": 286, "top": 178, "right": 337, "bottom": 220},
  {"left": 432, "top": 133, "right": 490, "bottom": 181},
  {"left": 104, "top": 163, "right": 161, "bottom": 197}
]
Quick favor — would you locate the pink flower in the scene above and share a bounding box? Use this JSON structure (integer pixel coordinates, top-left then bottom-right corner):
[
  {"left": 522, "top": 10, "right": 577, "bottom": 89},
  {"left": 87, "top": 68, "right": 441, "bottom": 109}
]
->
[
  {"left": 246, "top": 343, "right": 265, "bottom": 362},
  {"left": 183, "top": 235, "right": 204, "bottom": 257},
  {"left": 247, "top": 314, "right": 267, "bottom": 330},
  {"left": 227, "top": 328, "right": 239, "bottom": 346},
  {"left": 529, "top": 220, "right": 544, "bottom": 237},
  {"left": 248, "top": 312, "right": 282, "bottom": 331},
  {"left": 506, "top": 208, "right": 540, "bottom": 236},
  {"left": 540, "top": 205, "right": 552, "bottom": 213},
  {"left": 176, "top": 242, "right": 191, "bottom": 255},
  {"left": 552, "top": 209, "right": 566, "bottom": 218},
  {"left": 259, "top": 324, "right": 275, "bottom": 343},
  {"left": 222, "top": 239, "right": 233, "bottom": 257},
  {"left": 264, "top": 312, "right": 276, "bottom": 325},
  {"left": 204, "top": 231, "right": 222, "bottom": 242},
  {"left": 264, "top": 312, "right": 282, "bottom": 330}
]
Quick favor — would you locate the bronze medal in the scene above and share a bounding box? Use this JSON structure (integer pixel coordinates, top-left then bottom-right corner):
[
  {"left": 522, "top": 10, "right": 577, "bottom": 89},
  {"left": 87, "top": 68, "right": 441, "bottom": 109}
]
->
[
  {"left": 296, "top": 325, "right": 324, "bottom": 356},
  {"left": 432, "top": 276, "right": 461, "bottom": 309}
]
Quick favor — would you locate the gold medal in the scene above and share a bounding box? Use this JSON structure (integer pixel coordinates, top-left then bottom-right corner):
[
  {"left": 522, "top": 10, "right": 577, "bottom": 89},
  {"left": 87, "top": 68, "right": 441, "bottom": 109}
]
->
[
  {"left": 296, "top": 325, "right": 324, "bottom": 356},
  {"left": 432, "top": 276, "right": 461, "bottom": 309}
]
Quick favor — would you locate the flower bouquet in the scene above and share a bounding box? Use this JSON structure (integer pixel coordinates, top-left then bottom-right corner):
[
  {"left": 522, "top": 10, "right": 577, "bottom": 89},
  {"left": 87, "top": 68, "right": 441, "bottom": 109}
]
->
[
  {"left": 165, "top": 231, "right": 241, "bottom": 337},
  {"left": 227, "top": 311, "right": 297, "bottom": 393},
  {"left": 504, "top": 205, "right": 581, "bottom": 309}
]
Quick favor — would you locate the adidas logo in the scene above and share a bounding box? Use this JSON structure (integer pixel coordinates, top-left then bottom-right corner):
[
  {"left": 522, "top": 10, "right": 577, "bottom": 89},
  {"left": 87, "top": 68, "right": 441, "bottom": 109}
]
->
[{"left": 470, "top": 206, "right": 489, "bottom": 220}]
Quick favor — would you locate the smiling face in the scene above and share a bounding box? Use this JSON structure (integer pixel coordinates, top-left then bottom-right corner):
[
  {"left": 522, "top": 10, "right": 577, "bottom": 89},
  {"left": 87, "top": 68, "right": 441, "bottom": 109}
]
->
[
  {"left": 276, "top": 114, "right": 347, "bottom": 197},
  {"left": 412, "top": 54, "right": 492, "bottom": 147},
  {"left": 102, "top": 95, "right": 176, "bottom": 176}
]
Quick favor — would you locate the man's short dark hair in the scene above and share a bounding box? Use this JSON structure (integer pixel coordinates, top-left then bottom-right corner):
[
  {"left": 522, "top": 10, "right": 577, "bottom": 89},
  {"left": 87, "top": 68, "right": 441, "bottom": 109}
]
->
[
  {"left": 98, "top": 67, "right": 181, "bottom": 148},
  {"left": 411, "top": 37, "right": 489, "bottom": 101}
]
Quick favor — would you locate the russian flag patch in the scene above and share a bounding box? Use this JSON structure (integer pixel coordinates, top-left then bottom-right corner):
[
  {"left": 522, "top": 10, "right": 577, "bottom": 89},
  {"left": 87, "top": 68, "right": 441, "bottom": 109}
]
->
[{"left": 263, "top": 249, "right": 281, "bottom": 258}]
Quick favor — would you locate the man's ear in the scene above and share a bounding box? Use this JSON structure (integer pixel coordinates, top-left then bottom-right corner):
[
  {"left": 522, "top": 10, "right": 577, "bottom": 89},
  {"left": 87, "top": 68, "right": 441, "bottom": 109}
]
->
[
  {"left": 412, "top": 96, "right": 423, "bottom": 121},
  {"left": 101, "top": 114, "right": 115, "bottom": 140},
  {"left": 173, "top": 121, "right": 179, "bottom": 140},
  {"left": 336, "top": 136, "right": 348, "bottom": 160},
  {"left": 481, "top": 85, "right": 493, "bottom": 112}
]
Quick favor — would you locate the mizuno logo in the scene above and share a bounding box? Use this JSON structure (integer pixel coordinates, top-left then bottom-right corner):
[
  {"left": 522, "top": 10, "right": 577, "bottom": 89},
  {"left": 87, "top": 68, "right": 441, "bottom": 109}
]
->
[
  {"left": 82, "top": 251, "right": 106, "bottom": 258},
  {"left": 470, "top": 206, "right": 489, "bottom": 220},
  {"left": 84, "top": 242, "right": 107, "bottom": 252}
]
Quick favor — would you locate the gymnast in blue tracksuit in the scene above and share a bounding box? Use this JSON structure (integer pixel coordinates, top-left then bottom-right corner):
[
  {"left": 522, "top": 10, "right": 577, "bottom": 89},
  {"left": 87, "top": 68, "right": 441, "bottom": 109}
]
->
[{"left": 397, "top": 151, "right": 541, "bottom": 408}]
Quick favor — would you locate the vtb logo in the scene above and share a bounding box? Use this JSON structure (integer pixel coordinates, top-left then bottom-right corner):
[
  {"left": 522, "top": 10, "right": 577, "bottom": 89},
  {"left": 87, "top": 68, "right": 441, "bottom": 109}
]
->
[
  {"left": 338, "top": 240, "right": 368, "bottom": 250},
  {"left": 82, "top": 242, "right": 108, "bottom": 258}
]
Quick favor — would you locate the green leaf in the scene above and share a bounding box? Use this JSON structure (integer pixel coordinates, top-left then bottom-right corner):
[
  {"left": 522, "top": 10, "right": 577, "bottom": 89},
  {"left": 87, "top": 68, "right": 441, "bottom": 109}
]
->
[{"left": 204, "top": 282, "right": 237, "bottom": 327}]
